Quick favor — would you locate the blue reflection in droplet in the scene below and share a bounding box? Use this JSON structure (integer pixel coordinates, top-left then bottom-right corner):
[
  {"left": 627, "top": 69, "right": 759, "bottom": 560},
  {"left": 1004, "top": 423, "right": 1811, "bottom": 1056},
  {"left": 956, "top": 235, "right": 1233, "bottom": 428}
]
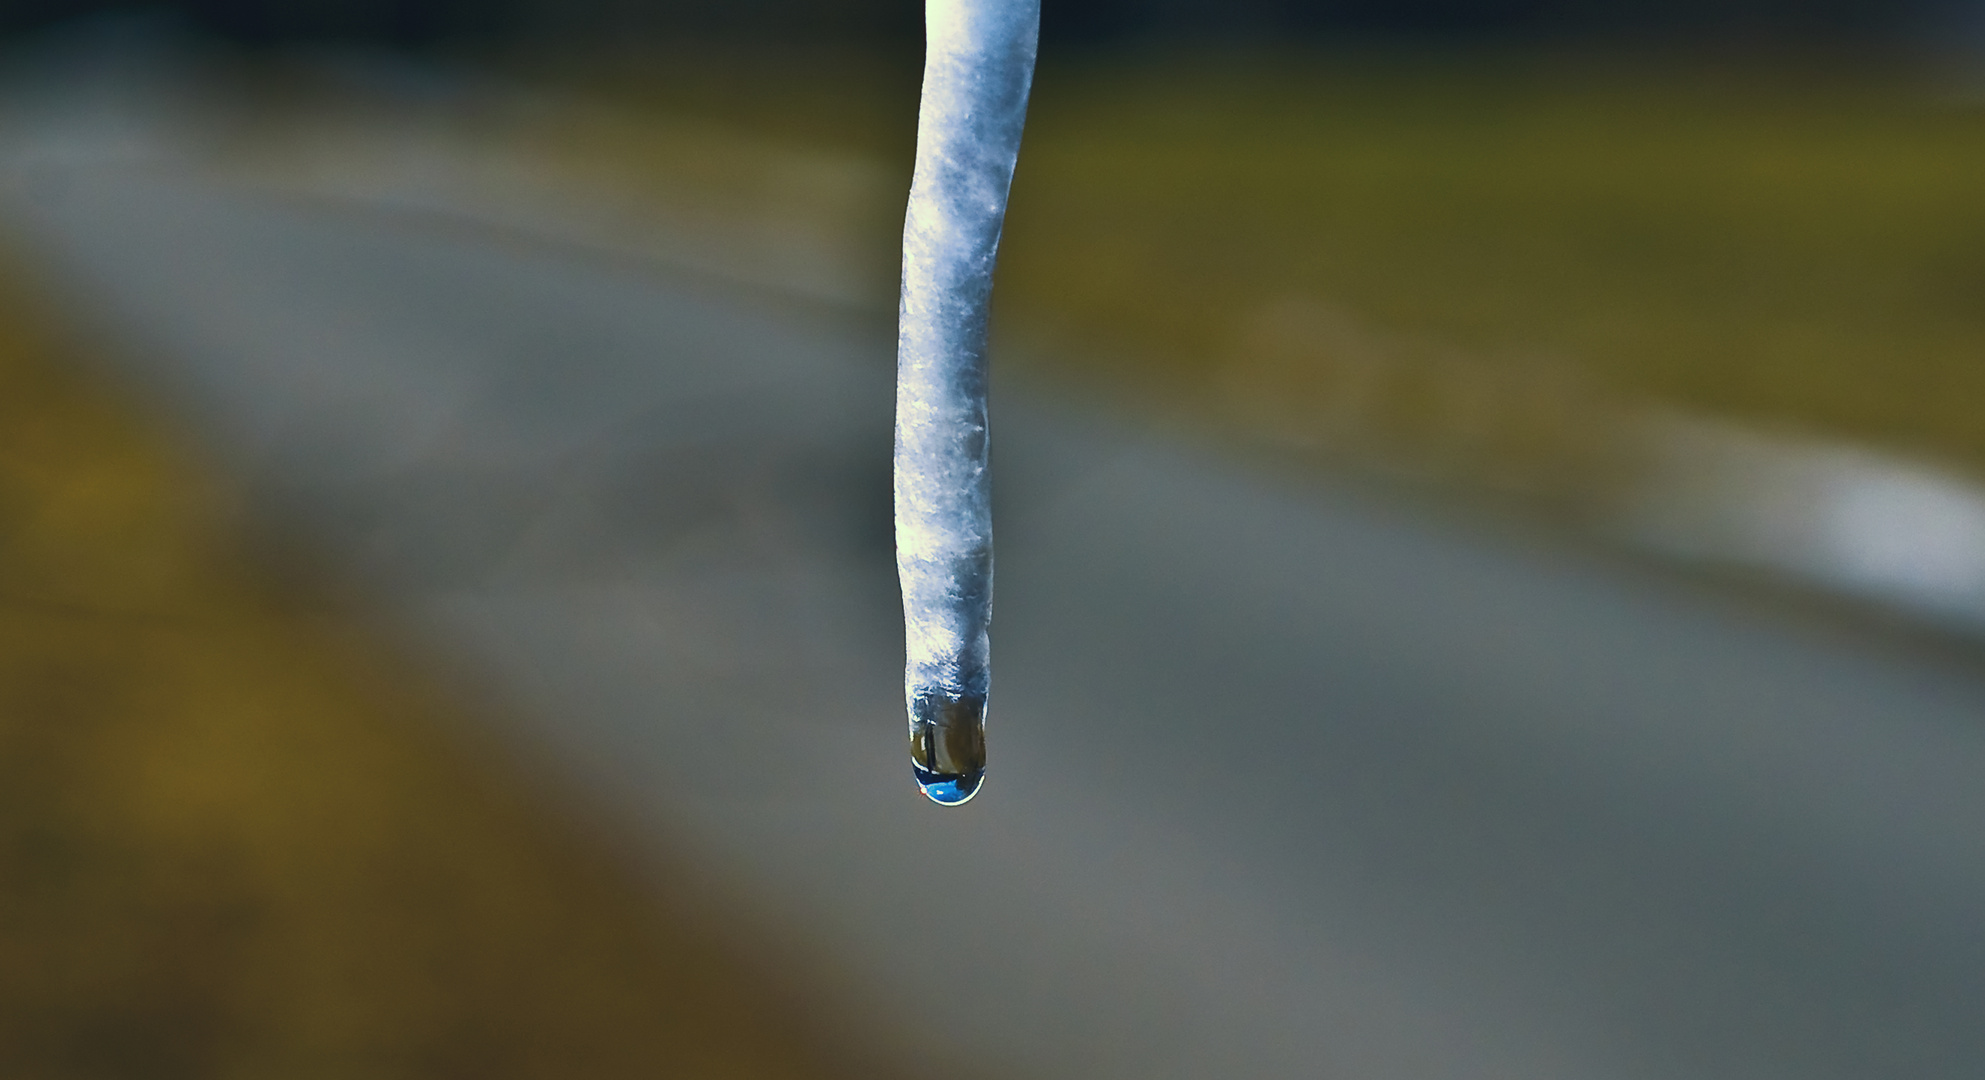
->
[{"left": 914, "top": 767, "right": 984, "bottom": 806}]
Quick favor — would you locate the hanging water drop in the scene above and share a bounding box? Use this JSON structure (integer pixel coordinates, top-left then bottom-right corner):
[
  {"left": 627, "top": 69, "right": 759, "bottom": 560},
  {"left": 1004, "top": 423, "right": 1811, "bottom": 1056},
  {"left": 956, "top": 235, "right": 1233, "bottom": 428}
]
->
[{"left": 909, "top": 689, "right": 988, "bottom": 805}]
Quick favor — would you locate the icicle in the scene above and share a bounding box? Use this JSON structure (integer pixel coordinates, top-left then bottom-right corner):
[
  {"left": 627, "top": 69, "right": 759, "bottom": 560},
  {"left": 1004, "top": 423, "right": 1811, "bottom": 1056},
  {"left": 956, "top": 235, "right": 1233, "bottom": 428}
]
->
[{"left": 895, "top": 0, "right": 1039, "bottom": 805}]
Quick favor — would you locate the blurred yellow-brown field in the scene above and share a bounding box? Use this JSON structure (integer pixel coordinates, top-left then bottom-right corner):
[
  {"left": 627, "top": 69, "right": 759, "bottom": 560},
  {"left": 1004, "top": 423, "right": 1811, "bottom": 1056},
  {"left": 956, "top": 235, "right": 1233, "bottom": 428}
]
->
[{"left": 0, "top": 268, "right": 884, "bottom": 1079}]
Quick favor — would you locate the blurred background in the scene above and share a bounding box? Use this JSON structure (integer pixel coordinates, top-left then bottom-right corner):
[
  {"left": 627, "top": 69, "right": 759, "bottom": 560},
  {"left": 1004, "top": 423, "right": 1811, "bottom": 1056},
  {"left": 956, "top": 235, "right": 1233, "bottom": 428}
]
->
[{"left": 2, "top": 2, "right": 1984, "bottom": 1078}]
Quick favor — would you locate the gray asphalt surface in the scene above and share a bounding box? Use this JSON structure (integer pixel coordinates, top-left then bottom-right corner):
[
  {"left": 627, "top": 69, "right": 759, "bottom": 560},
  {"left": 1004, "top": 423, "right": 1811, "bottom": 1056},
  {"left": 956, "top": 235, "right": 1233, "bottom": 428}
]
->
[{"left": 7, "top": 163, "right": 1985, "bottom": 1080}]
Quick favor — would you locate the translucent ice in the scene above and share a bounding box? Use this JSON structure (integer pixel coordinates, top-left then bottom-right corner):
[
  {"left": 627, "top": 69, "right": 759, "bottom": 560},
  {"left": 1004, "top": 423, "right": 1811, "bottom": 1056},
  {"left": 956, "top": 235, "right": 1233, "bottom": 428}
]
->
[{"left": 895, "top": 0, "right": 1039, "bottom": 806}]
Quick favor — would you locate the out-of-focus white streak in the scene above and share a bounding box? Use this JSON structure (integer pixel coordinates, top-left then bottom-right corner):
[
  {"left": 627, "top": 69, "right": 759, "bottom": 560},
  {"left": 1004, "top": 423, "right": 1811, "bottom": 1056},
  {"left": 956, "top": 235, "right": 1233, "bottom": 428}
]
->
[
  {"left": 1625, "top": 412, "right": 1985, "bottom": 628},
  {"left": 894, "top": 0, "right": 1039, "bottom": 802}
]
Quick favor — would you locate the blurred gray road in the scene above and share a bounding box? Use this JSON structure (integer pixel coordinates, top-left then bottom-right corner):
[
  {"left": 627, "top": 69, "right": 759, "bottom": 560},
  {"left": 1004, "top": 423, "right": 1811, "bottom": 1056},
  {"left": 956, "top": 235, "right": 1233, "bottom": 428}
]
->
[{"left": 7, "top": 165, "right": 1984, "bottom": 1080}]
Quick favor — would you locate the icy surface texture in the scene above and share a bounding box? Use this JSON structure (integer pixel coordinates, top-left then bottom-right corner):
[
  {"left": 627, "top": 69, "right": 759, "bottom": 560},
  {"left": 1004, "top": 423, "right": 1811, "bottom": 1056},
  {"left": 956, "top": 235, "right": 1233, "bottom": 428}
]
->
[{"left": 896, "top": 0, "right": 1039, "bottom": 805}]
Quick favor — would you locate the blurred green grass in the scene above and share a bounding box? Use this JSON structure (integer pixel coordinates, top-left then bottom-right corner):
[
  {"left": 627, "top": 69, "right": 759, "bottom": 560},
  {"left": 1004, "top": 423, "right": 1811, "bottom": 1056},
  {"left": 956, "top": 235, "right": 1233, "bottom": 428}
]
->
[
  {"left": 534, "top": 46, "right": 1985, "bottom": 493},
  {"left": 1009, "top": 55, "right": 1985, "bottom": 463}
]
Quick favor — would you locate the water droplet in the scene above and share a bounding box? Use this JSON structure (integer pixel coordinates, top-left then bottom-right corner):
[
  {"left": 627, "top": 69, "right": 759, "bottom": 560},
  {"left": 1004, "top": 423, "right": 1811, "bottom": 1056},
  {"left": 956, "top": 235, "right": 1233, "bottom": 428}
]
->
[{"left": 909, "top": 690, "right": 986, "bottom": 806}]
